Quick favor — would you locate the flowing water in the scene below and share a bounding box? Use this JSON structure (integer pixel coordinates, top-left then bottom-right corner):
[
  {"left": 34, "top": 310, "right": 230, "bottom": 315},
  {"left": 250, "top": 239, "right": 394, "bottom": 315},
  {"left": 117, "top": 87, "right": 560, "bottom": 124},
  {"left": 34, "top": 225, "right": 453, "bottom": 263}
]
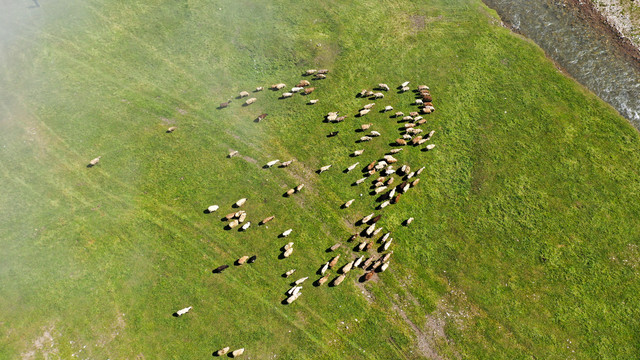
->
[{"left": 483, "top": 0, "right": 640, "bottom": 126}]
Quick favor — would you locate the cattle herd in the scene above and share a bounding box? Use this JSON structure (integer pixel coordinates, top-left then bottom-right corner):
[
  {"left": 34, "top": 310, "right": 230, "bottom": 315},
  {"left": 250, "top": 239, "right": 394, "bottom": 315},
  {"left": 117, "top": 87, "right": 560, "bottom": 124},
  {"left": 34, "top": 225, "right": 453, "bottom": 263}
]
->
[{"left": 87, "top": 68, "right": 437, "bottom": 357}]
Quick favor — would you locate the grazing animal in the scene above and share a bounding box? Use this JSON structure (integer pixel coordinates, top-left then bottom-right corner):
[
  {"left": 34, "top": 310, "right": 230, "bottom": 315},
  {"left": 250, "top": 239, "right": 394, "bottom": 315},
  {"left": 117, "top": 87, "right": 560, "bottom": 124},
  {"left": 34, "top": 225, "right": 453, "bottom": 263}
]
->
[
  {"left": 297, "top": 80, "right": 311, "bottom": 87},
  {"left": 341, "top": 261, "right": 354, "bottom": 274},
  {"left": 367, "top": 161, "right": 377, "bottom": 171},
  {"left": 401, "top": 86, "right": 410, "bottom": 92},
  {"left": 283, "top": 248, "right": 293, "bottom": 258},
  {"left": 418, "top": 85, "right": 429, "bottom": 90},
  {"left": 332, "top": 274, "right": 346, "bottom": 286},
  {"left": 88, "top": 156, "right": 101, "bottom": 167},
  {"left": 333, "top": 115, "right": 347, "bottom": 123},
  {"left": 395, "top": 112, "right": 404, "bottom": 118},
  {"left": 410, "top": 112, "right": 420, "bottom": 117},
  {"left": 291, "top": 87, "right": 304, "bottom": 93},
  {"left": 235, "top": 198, "right": 247, "bottom": 207},
  {"left": 305, "top": 69, "right": 317, "bottom": 75},
  {"left": 353, "top": 149, "right": 364, "bottom": 156},
  {"left": 228, "top": 220, "right": 239, "bottom": 229},
  {"left": 355, "top": 178, "right": 366, "bottom": 185},
  {"left": 359, "top": 109, "right": 371, "bottom": 116},
  {"left": 378, "top": 201, "right": 390, "bottom": 209},
  {"left": 389, "top": 148, "right": 403, "bottom": 154},
  {"left": 176, "top": 306, "right": 192, "bottom": 316},
  {"left": 286, "top": 188, "right": 295, "bottom": 196},
  {"left": 371, "top": 215, "right": 382, "bottom": 223},
  {"left": 385, "top": 177, "right": 395, "bottom": 185},
  {"left": 308, "top": 99, "right": 319, "bottom": 104},
  {"left": 320, "top": 262, "right": 330, "bottom": 275},
  {"left": 347, "top": 162, "right": 359, "bottom": 172},
  {"left": 207, "top": 205, "right": 219, "bottom": 213},
  {"left": 381, "top": 232, "right": 391, "bottom": 243},
  {"left": 315, "top": 74, "right": 327, "bottom": 79},
  {"left": 401, "top": 81, "right": 410, "bottom": 87},
  {"left": 266, "top": 159, "right": 280, "bottom": 167},
  {"left": 255, "top": 86, "right": 264, "bottom": 92},
  {"left": 219, "top": 99, "right": 232, "bottom": 108},
  {"left": 354, "top": 256, "right": 365, "bottom": 268},
  {"left": 215, "top": 347, "right": 230, "bottom": 356},
  {"left": 379, "top": 262, "right": 390, "bottom": 272},
  {"left": 271, "top": 83, "right": 286, "bottom": 90},
  {"left": 238, "top": 212, "right": 247, "bottom": 223},
  {"left": 167, "top": 126, "right": 177, "bottom": 133},
  {"left": 317, "top": 274, "right": 330, "bottom": 286},
  {"left": 361, "top": 123, "right": 373, "bottom": 131},
  {"left": 282, "top": 229, "right": 293, "bottom": 237},
  {"left": 330, "top": 243, "right": 341, "bottom": 251},
  {"left": 241, "top": 222, "right": 251, "bottom": 231},
  {"left": 416, "top": 166, "right": 426, "bottom": 175},
  {"left": 281, "top": 159, "right": 294, "bottom": 167},
  {"left": 415, "top": 99, "right": 424, "bottom": 105},
  {"left": 378, "top": 83, "right": 390, "bottom": 91},
  {"left": 405, "top": 217, "right": 414, "bottom": 225},
  {"left": 329, "top": 255, "right": 341, "bottom": 268},
  {"left": 382, "top": 252, "right": 393, "bottom": 263},
  {"left": 231, "top": 348, "right": 245, "bottom": 357},
  {"left": 239, "top": 91, "right": 250, "bottom": 98},
  {"left": 284, "top": 242, "right": 294, "bottom": 251},
  {"left": 237, "top": 255, "right": 249, "bottom": 265},
  {"left": 286, "top": 292, "right": 302, "bottom": 304},
  {"left": 261, "top": 215, "right": 275, "bottom": 225},
  {"left": 228, "top": 150, "right": 239, "bottom": 158},
  {"left": 426, "top": 130, "right": 436, "bottom": 140},
  {"left": 384, "top": 155, "right": 398, "bottom": 163},
  {"left": 303, "top": 87, "right": 315, "bottom": 95},
  {"left": 402, "top": 116, "right": 413, "bottom": 122},
  {"left": 317, "top": 69, "right": 329, "bottom": 74},
  {"left": 318, "top": 164, "right": 332, "bottom": 173},
  {"left": 349, "top": 234, "right": 359, "bottom": 242},
  {"left": 359, "top": 136, "right": 372, "bottom": 142},
  {"left": 245, "top": 98, "right": 257, "bottom": 105},
  {"left": 425, "top": 144, "right": 436, "bottom": 150},
  {"left": 395, "top": 138, "right": 407, "bottom": 146},
  {"left": 295, "top": 277, "right": 309, "bottom": 285},
  {"left": 225, "top": 212, "right": 236, "bottom": 220},
  {"left": 383, "top": 239, "right": 393, "bottom": 251},
  {"left": 287, "top": 286, "right": 302, "bottom": 296},
  {"left": 295, "top": 184, "right": 305, "bottom": 192},
  {"left": 365, "top": 224, "right": 376, "bottom": 236},
  {"left": 362, "top": 213, "right": 374, "bottom": 223},
  {"left": 406, "top": 171, "right": 416, "bottom": 179},
  {"left": 284, "top": 269, "right": 296, "bottom": 277},
  {"left": 344, "top": 199, "right": 355, "bottom": 208},
  {"left": 404, "top": 123, "right": 416, "bottom": 128},
  {"left": 373, "top": 92, "right": 385, "bottom": 99},
  {"left": 416, "top": 119, "right": 427, "bottom": 125},
  {"left": 363, "top": 271, "right": 374, "bottom": 281},
  {"left": 370, "top": 131, "right": 381, "bottom": 137},
  {"left": 256, "top": 113, "right": 268, "bottom": 122},
  {"left": 327, "top": 112, "right": 338, "bottom": 121},
  {"left": 392, "top": 194, "right": 401, "bottom": 204},
  {"left": 384, "top": 105, "right": 393, "bottom": 112},
  {"left": 281, "top": 92, "right": 293, "bottom": 98},
  {"left": 213, "top": 265, "right": 229, "bottom": 273}
]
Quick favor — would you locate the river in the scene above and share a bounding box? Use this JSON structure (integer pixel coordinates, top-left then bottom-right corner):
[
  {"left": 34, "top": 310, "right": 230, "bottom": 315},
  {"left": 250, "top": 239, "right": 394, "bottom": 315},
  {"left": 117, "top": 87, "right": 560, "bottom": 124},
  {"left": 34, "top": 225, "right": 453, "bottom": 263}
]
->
[{"left": 482, "top": 0, "right": 640, "bottom": 126}]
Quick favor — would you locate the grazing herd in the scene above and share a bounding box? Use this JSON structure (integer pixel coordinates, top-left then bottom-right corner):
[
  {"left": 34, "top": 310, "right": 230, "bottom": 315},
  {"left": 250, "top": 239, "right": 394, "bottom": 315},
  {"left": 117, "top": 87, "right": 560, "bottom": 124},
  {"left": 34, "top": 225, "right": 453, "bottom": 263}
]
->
[{"left": 87, "top": 67, "right": 438, "bottom": 357}]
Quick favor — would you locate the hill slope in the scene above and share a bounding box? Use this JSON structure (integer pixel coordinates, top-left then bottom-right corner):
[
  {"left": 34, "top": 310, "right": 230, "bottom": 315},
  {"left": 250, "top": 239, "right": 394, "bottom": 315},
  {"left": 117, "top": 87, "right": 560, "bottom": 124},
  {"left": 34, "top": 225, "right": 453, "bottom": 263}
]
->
[{"left": 1, "top": 0, "right": 639, "bottom": 358}]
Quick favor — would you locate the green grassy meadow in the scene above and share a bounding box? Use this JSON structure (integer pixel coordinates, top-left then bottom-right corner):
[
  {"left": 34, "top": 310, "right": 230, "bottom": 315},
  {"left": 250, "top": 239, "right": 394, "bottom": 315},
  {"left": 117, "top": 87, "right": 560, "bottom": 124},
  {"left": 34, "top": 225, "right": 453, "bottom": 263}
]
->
[{"left": 1, "top": 0, "right": 640, "bottom": 358}]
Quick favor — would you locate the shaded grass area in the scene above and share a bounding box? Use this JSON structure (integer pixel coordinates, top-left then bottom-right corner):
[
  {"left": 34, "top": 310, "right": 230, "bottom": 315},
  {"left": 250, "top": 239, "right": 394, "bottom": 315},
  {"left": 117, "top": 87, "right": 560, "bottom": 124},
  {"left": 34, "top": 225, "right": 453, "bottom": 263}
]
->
[{"left": 0, "top": 0, "right": 639, "bottom": 358}]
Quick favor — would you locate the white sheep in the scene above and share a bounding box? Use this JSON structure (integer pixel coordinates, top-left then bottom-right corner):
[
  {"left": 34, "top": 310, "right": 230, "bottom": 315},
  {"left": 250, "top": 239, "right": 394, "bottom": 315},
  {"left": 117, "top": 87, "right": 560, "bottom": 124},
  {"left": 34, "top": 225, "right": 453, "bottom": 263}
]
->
[
  {"left": 235, "top": 198, "right": 247, "bottom": 207},
  {"left": 383, "top": 105, "right": 393, "bottom": 112},
  {"left": 378, "top": 83, "right": 390, "bottom": 91},
  {"left": 266, "top": 159, "right": 280, "bottom": 167},
  {"left": 373, "top": 227, "right": 383, "bottom": 236},
  {"left": 286, "top": 291, "right": 302, "bottom": 304},
  {"left": 89, "top": 156, "right": 101, "bottom": 166},
  {"left": 401, "top": 81, "right": 410, "bottom": 87},
  {"left": 241, "top": 222, "right": 251, "bottom": 231},
  {"left": 401, "top": 86, "right": 410, "bottom": 92},
  {"left": 283, "top": 247, "right": 293, "bottom": 258},
  {"left": 284, "top": 269, "right": 296, "bottom": 277},
  {"left": 333, "top": 274, "right": 346, "bottom": 286},
  {"left": 341, "top": 261, "right": 354, "bottom": 274},
  {"left": 287, "top": 286, "right": 302, "bottom": 296},
  {"left": 239, "top": 91, "right": 250, "bottom": 98},
  {"left": 373, "top": 92, "right": 384, "bottom": 99},
  {"left": 359, "top": 109, "right": 370, "bottom": 116},
  {"left": 282, "top": 229, "right": 293, "bottom": 237},
  {"left": 416, "top": 166, "right": 426, "bottom": 175},
  {"left": 245, "top": 97, "right": 257, "bottom": 105},
  {"left": 295, "top": 184, "right": 305, "bottom": 192},
  {"left": 343, "top": 199, "right": 355, "bottom": 208},
  {"left": 214, "top": 347, "right": 230, "bottom": 356},
  {"left": 363, "top": 103, "right": 376, "bottom": 109},
  {"left": 383, "top": 238, "right": 393, "bottom": 251},
  {"left": 291, "top": 87, "right": 304, "bottom": 93},
  {"left": 405, "top": 217, "right": 414, "bottom": 225},
  {"left": 176, "top": 306, "right": 192, "bottom": 316},
  {"left": 370, "top": 131, "right": 381, "bottom": 137},
  {"left": 281, "top": 92, "right": 293, "bottom": 98},
  {"left": 255, "top": 86, "right": 264, "bottom": 92},
  {"left": 415, "top": 99, "right": 424, "bottom": 105},
  {"left": 380, "top": 262, "right": 390, "bottom": 272},
  {"left": 346, "top": 162, "right": 359, "bottom": 172},
  {"left": 359, "top": 136, "right": 372, "bottom": 142},
  {"left": 365, "top": 224, "right": 376, "bottom": 236},
  {"left": 353, "top": 149, "right": 364, "bottom": 156},
  {"left": 284, "top": 242, "right": 294, "bottom": 250},
  {"left": 207, "top": 205, "right": 219, "bottom": 213},
  {"left": 378, "top": 201, "right": 390, "bottom": 209},
  {"left": 374, "top": 186, "right": 387, "bottom": 194},
  {"left": 318, "top": 165, "right": 332, "bottom": 173},
  {"left": 425, "top": 144, "right": 436, "bottom": 150},
  {"left": 362, "top": 213, "right": 374, "bottom": 223},
  {"left": 389, "top": 148, "right": 403, "bottom": 154},
  {"left": 294, "top": 276, "right": 309, "bottom": 285},
  {"left": 320, "top": 262, "right": 329, "bottom": 275},
  {"left": 381, "top": 232, "right": 391, "bottom": 243},
  {"left": 231, "top": 348, "right": 245, "bottom": 357},
  {"left": 353, "top": 256, "right": 365, "bottom": 268},
  {"left": 306, "top": 69, "right": 317, "bottom": 75},
  {"left": 308, "top": 99, "right": 319, "bottom": 104},
  {"left": 355, "top": 178, "right": 366, "bottom": 185}
]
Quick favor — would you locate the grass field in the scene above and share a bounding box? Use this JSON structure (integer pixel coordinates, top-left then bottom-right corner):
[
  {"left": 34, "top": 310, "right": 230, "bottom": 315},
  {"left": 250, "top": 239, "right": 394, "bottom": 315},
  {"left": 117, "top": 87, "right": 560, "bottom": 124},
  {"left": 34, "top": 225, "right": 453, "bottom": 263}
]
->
[{"left": 1, "top": 0, "right": 640, "bottom": 359}]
